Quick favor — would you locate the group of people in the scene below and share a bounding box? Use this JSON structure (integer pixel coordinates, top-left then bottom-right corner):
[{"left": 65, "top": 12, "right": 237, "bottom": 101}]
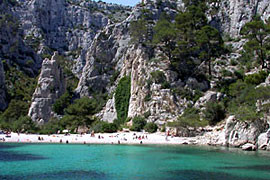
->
[
  {"left": 133, "top": 135, "right": 147, "bottom": 140},
  {"left": 38, "top": 136, "right": 44, "bottom": 141}
]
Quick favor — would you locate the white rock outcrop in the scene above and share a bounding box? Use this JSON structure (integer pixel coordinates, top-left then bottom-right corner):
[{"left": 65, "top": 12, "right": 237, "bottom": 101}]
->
[
  {"left": 210, "top": 0, "right": 270, "bottom": 37},
  {"left": 28, "top": 53, "right": 66, "bottom": 124}
]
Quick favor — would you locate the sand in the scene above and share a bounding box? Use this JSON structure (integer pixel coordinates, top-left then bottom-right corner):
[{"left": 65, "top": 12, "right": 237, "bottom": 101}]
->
[{"left": 0, "top": 132, "right": 199, "bottom": 145}]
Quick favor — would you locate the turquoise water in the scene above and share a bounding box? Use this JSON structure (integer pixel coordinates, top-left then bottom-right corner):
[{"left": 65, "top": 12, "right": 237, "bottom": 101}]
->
[{"left": 0, "top": 143, "right": 270, "bottom": 180}]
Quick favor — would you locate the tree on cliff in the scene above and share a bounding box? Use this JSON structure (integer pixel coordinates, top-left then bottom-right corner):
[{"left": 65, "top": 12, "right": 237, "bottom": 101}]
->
[
  {"left": 241, "top": 15, "right": 270, "bottom": 68},
  {"left": 130, "top": 19, "right": 148, "bottom": 44},
  {"left": 196, "top": 25, "right": 223, "bottom": 76},
  {"left": 153, "top": 15, "right": 176, "bottom": 60}
]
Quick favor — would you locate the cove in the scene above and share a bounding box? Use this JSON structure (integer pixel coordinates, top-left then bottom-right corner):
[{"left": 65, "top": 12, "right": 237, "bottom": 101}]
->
[{"left": 0, "top": 143, "right": 270, "bottom": 180}]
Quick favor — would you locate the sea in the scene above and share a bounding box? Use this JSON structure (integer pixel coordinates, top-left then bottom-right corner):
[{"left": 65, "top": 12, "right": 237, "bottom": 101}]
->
[{"left": 0, "top": 143, "right": 270, "bottom": 180}]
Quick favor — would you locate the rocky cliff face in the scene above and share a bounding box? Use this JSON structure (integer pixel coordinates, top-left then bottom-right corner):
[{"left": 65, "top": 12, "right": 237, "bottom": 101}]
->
[
  {"left": 15, "top": 0, "right": 131, "bottom": 76},
  {"left": 0, "top": 0, "right": 130, "bottom": 120},
  {"left": 76, "top": 0, "right": 270, "bottom": 127},
  {"left": 0, "top": 0, "right": 42, "bottom": 76},
  {"left": 28, "top": 53, "right": 66, "bottom": 124},
  {"left": 210, "top": 0, "right": 270, "bottom": 37},
  {"left": 76, "top": 0, "right": 188, "bottom": 124}
]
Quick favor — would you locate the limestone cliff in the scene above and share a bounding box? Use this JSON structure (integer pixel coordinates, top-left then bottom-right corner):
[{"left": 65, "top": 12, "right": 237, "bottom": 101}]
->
[
  {"left": 0, "top": 0, "right": 42, "bottom": 76},
  {"left": 210, "top": 0, "right": 270, "bottom": 37},
  {"left": 15, "top": 0, "right": 131, "bottom": 76},
  {"left": 28, "top": 53, "right": 66, "bottom": 124},
  {"left": 76, "top": 0, "right": 187, "bottom": 124}
]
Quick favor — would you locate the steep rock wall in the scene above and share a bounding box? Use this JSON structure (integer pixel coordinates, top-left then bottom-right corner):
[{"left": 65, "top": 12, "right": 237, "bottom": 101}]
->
[
  {"left": 76, "top": 0, "right": 187, "bottom": 124},
  {"left": 15, "top": 0, "right": 131, "bottom": 76},
  {"left": 28, "top": 53, "right": 66, "bottom": 124},
  {"left": 210, "top": 0, "right": 270, "bottom": 37}
]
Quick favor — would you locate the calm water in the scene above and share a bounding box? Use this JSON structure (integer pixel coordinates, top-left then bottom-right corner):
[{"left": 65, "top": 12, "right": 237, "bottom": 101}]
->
[{"left": 0, "top": 143, "right": 270, "bottom": 180}]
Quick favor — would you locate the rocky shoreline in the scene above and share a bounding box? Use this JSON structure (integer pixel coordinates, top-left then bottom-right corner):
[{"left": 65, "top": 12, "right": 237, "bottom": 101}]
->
[
  {"left": 194, "top": 116, "right": 270, "bottom": 151},
  {"left": 1, "top": 116, "right": 269, "bottom": 152}
]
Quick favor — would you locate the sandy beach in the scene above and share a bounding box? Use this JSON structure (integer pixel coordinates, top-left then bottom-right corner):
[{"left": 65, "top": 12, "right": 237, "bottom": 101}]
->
[{"left": 0, "top": 132, "right": 199, "bottom": 145}]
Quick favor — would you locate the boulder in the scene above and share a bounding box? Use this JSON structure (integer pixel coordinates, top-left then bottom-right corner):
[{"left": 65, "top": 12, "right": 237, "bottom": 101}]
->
[
  {"left": 225, "top": 116, "right": 267, "bottom": 147},
  {"left": 194, "top": 91, "right": 218, "bottom": 108},
  {"left": 242, "top": 143, "right": 256, "bottom": 151}
]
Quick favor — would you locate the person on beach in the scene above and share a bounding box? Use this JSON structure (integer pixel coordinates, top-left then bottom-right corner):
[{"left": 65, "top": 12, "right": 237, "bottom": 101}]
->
[{"left": 91, "top": 131, "right": 95, "bottom": 137}]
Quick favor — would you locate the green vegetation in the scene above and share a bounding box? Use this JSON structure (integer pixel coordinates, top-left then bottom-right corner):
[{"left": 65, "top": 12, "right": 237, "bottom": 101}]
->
[
  {"left": 129, "top": 19, "right": 148, "bottom": 44},
  {"left": 52, "top": 91, "right": 73, "bottom": 115},
  {"left": 115, "top": 76, "right": 131, "bottom": 125},
  {"left": 151, "top": 2, "right": 224, "bottom": 79},
  {"left": 244, "top": 70, "right": 268, "bottom": 85},
  {"left": 3, "top": 63, "right": 37, "bottom": 102},
  {"left": 91, "top": 121, "right": 118, "bottom": 133},
  {"left": 110, "top": 70, "right": 120, "bottom": 85},
  {"left": 228, "top": 80, "right": 270, "bottom": 121},
  {"left": 59, "top": 97, "right": 100, "bottom": 132},
  {"left": 168, "top": 108, "right": 208, "bottom": 128},
  {"left": 196, "top": 25, "right": 224, "bottom": 76},
  {"left": 0, "top": 100, "right": 37, "bottom": 132},
  {"left": 203, "top": 102, "right": 225, "bottom": 125},
  {"left": 144, "top": 93, "right": 151, "bottom": 102},
  {"left": 144, "top": 122, "right": 158, "bottom": 133},
  {"left": 172, "top": 87, "right": 203, "bottom": 102},
  {"left": 130, "top": 116, "right": 146, "bottom": 132},
  {"left": 0, "top": 61, "right": 38, "bottom": 132},
  {"left": 240, "top": 15, "right": 270, "bottom": 68},
  {"left": 153, "top": 14, "right": 176, "bottom": 60},
  {"left": 151, "top": 70, "right": 166, "bottom": 83},
  {"left": 38, "top": 118, "right": 62, "bottom": 135},
  {"left": 0, "top": 13, "right": 19, "bottom": 35}
]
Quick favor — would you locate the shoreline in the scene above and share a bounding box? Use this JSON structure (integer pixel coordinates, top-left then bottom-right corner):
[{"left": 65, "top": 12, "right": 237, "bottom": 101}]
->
[
  {"left": 0, "top": 132, "right": 199, "bottom": 146},
  {"left": 1, "top": 132, "right": 268, "bottom": 152}
]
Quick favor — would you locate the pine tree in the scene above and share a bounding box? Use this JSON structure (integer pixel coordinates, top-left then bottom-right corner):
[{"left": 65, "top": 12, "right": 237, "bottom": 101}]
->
[
  {"left": 241, "top": 15, "right": 270, "bottom": 68},
  {"left": 153, "top": 15, "right": 176, "bottom": 60},
  {"left": 196, "top": 25, "right": 223, "bottom": 76}
]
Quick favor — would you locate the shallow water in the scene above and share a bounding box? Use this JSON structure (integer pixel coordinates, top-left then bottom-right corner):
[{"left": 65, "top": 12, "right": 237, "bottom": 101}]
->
[{"left": 0, "top": 143, "right": 270, "bottom": 180}]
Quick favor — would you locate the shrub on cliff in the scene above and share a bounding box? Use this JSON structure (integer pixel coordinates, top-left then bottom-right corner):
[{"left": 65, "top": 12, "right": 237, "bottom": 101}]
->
[
  {"left": 130, "top": 116, "right": 146, "bottom": 132},
  {"left": 91, "top": 121, "right": 118, "bottom": 133},
  {"left": 204, "top": 102, "right": 225, "bottom": 125},
  {"left": 115, "top": 76, "right": 131, "bottom": 125},
  {"left": 59, "top": 97, "right": 99, "bottom": 131},
  {"left": 244, "top": 70, "right": 269, "bottom": 85},
  {"left": 144, "top": 122, "right": 158, "bottom": 133},
  {"left": 52, "top": 91, "right": 73, "bottom": 115},
  {"left": 169, "top": 108, "right": 208, "bottom": 128}
]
